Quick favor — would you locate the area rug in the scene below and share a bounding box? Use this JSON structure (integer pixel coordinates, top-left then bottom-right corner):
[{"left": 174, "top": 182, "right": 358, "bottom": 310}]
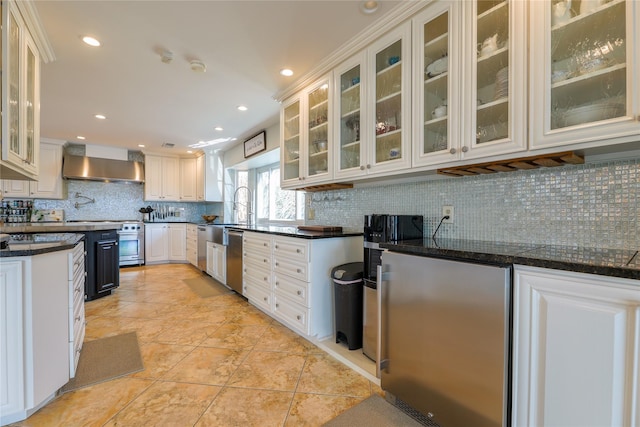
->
[
  {"left": 183, "top": 275, "right": 232, "bottom": 298},
  {"left": 323, "top": 394, "right": 425, "bottom": 427},
  {"left": 60, "top": 332, "right": 143, "bottom": 393}
]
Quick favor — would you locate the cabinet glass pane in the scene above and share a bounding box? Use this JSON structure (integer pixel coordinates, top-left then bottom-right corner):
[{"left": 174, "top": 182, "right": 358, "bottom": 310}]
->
[
  {"left": 8, "top": 11, "right": 20, "bottom": 156},
  {"left": 307, "top": 84, "right": 329, "bottom": 176},
  {"left": 25, "top": 43, "right": 36, "bottom": 165},
  {"left": 282, "top": 101, "right": 300, "bottom": 181},
  {"left": 549, "top": 0, "right": 626, "bottom": 129},
  {"left": 375, "top": 40, "right": 402, "bottom": 164},
  {"left": 423, "top": 11, "right": 449, "bottom": 155},
  {"left": 476, "top": 0, "right": 510, "bottom": 145},
  {"left": 338, "top": 65, "right": 361, "bottom": 171}
]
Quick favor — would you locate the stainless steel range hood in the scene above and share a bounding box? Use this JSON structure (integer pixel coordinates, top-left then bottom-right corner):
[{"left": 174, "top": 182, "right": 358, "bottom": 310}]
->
[{"left": 62, "top": 154, "right": 144, "bottom": 183}]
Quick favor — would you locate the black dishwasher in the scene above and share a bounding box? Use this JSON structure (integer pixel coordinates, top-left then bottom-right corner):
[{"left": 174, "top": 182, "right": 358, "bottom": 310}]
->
[{"left": 85, "top": 229, "right": 120, "bottom": 300}]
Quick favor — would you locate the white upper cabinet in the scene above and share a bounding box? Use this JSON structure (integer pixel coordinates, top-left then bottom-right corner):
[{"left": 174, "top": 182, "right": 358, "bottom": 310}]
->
[
  {"left": 144, "top": 155, "right": 180, "bottom": 201},
  {"left": 333, "top": 52, "right": 367, "bottom": 180},
  {"left": 461, "top": 0, "right": 527, "bottom": 160},
  {"left": 412, "top": 1, "right": 461, "bottom": 167},
  {"left": 179, "top": 157, "right": 197, "bottom": 201},
  {"left": 281, "top": 74, "right": 332, "bottom": 189},
  {"left": 414, "top": 0, "right": 527, "bottom": 167},
  {"left": 529, "top": 0, "right": 639, "bottom": 150},
  {"left": 1, "top": 1, "right": 41, "bottom": 180},
  {"left": 366, "top": 22, "right": 412, "bottom": 174}
]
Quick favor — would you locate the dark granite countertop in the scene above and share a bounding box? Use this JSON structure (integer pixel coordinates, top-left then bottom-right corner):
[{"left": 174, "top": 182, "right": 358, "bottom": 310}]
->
[
  {"left": 380, "top": 238, "right": 640, "bottom": 280},
  {"left": 0, "top": 222, "right": 121, "bottom": 233},
  {"left": 0, "top": 233, "right": 84, "bottom": 257},
  {"left": 227, "top": 225, "right": 363, "bottom": 240}
]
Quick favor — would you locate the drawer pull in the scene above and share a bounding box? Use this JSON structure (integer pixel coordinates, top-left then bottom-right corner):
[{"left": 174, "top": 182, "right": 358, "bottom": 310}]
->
[
  {"left": 296, "top": 268, "right": 302, "bottom": 273},
  {"left": 264, "top": 277, "right": 268, "bottom": 281},
  {"left": 263, "top": 243, "right": 267, "bottom": 246},
  {"left": 263, "top": 297, "right": 268, "bottom": 301},
  {"left": 275, "top": 303, "right": 279, "bottom": 308},
  {"left": 275, "top": 281, "right": 279, "bottom": 286},
  {"left": 264, "top": 259, "right": 267, "bottom": 263},
  {"left": 296, "top": 249, "right": 301, "bottom": 253},
  {"left": 275, "top": 262, "right": 279, "bottom": 266},
  {"left": 296, "top": 315, "right": 301, "bottom": 320},
  {"left": 274, "top": 244, "right": 278, "bottom": 249},
  {"left": 297, "top": 290, "right": 302, "bottom": 295},
  {"left": 75, "top": 316, "right": 81, "bottom": 321}
]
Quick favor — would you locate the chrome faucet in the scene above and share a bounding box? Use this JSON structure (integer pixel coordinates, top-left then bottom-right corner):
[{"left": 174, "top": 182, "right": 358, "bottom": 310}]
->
[{"left": 233, "top": 186, "right": 253, "bottom": 226}]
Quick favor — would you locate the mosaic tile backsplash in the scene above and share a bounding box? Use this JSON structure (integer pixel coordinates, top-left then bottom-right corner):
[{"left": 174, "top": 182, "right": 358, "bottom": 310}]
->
[
  {"left": 33, "top": 180, "right": 223, "bottom": 223},
  {"left": 307, "top": 159, "right": 639, "bottom": 250}
]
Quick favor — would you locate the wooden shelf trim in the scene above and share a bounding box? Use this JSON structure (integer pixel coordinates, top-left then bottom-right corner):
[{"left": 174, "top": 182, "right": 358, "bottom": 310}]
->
[{"left": 437, "top": 151, "right": 584, "bottom": 177}]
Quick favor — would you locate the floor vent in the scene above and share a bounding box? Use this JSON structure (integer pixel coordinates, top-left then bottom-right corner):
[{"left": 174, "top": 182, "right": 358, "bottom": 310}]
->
[{"left": 387, "top": 394, "right": 441, "bottom": 427}]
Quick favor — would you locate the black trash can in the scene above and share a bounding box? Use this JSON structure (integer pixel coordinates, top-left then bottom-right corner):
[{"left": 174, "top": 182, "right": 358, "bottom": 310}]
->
[{"left": 332, "top": 262, "right": 364, "bottom": 350}]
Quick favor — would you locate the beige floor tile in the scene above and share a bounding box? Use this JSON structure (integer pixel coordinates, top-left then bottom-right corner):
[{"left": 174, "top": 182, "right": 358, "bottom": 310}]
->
[
  {"left": 148, "top": 319, "right": 222, "bottom": 346},
  {"left": 84, "top": 316, "right": 171, "bottom": 342},
  {"left": 196, "top": 387, "right": 293, "bottom": 427},
  {"left": 227, "top": 350, "right": 306, "bottom": 391},
  {"left": 163, "top": 347, "right": 249, "bottom": 386},
  {"left": 284, "top": 392, "right": 363, "bottom": 426},
  {"left": 200, "top": 322, "right": 268, "bottom": 349},
  {"left": 227, "top": 307, "right": 274, "bottom": 326},
  {"left": 297, "top": 353, "right": 372, "bottom": 397},
  {"left": 255, "top": 323, "right": 318, "bottom": 354},
  {"left": 130, "top": 342, "right": 195, "bottom": 380},
  {"left": 103, "top": 380, "right": 221, "bottom": 427},
  {"left": 16, "top": 377, "right": 152, "bottom": 427}
]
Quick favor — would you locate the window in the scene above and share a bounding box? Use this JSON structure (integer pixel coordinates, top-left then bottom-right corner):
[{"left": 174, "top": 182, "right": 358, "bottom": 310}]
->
[{"left": 256, "top": 163, "right": 304, "bottom": 224}]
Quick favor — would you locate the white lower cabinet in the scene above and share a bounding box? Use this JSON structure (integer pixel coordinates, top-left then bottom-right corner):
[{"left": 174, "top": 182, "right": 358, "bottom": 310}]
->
[
  {"left": 206, "top": 241, "right": 227, "bottom": 284},
  {"left": 145, "top": 223, "right": 186, "bottom": 264},
  {"left": 1, "top": 245, "right": 83, "bottom": 426},
  {"left": 186, "top": 224, "right": 197, "bottom": 266},
  {"left": 68, "top": 242, "right": 85, "bottom": 378},
  {"left": 242, "top": 231, "right": 362, "bottom": 338},
  {"left": 513, "top": 265, "right": 640, "bottom": 427}
]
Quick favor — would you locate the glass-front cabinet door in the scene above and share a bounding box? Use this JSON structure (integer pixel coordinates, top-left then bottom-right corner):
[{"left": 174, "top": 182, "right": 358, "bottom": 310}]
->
[
  {"left": 334, "top": 53, "right": 366, "bottom": 179},
  {"left": 530, "top": 0, "right": 639, "bottom": 149},
  {"left": 280, "top": 97, "right": 302, "bottom": 187},
  {"left": 367, "top": 23, "right": 412, "bottom": 174},
  {"left": 461, "top": 0, "right": 527, "bottom": 159},
  {"left": 412, "top": 1, "right": 461, "bottom": 167},
  {"left": 305, "top": 77, "right": 331, "bottom": 182}
]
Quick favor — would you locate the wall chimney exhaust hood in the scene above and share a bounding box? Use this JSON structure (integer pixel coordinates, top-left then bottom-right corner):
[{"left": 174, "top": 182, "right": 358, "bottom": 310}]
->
[{"left": 62, "top": 154, "right": 144, "bottom": 183}]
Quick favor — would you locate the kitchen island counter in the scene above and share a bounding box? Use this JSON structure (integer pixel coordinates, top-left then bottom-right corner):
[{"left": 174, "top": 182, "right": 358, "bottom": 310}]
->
[
  {"left": 227, "top": 224, "right": 363, "bottom": 239},
  {"left": 0, "top": 233, "right": 84, "bottom": 257},
  {"left": 380, "top": 238, "right": 639, "bottom": 280},
  {"left": 0, "top": 222, "right": 121, "bottom": 233}
]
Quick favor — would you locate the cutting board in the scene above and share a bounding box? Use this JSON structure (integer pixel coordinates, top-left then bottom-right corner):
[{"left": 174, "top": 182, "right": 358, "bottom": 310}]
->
[{"left": 297, "top": 225, "right": 343, "bottom": 232}]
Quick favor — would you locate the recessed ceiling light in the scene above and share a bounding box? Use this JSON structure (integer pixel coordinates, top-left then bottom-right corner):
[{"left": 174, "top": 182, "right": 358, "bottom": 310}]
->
[
  {"left": 187, "top": 150, "right": 193, "bottom": 154},
  {"left": 214, "top": 126, "right": 223, "bottom": 131},
  {"left": 280, "top": 68, "right": 294, "bottom": 77},
  {"left": 138, "top": 144, "right": 145, "bottom": 148},
  {"left": 94, "top": 114, "right": 106, "bottom": 120},
  {"left": 237, "top": 105, "right": 248, "bottom": 111},
  {"left": 190, "top": 60, "right": 206, "bottom": 72},
  {"left": 360, "top": 0, "right": 378, "bottom": 14},
  {"left": 76, "top": 136, "right": 86, "bottom": 140},
  {"left": 82, "top": 36, "right": 101, "bottom": 47}
]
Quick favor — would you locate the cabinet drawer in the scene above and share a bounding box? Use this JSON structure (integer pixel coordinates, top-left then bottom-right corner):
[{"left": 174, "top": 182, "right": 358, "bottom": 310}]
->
[
  {"left": 243, "top": 232, "right": 272, "bottom": 256},
  {"left": 273, "top": 237, "right": 309, "bottom": 263},
  {"left": 273, "top": 257, "right": 308, "bottom": 282},
  {"left": 273, "top": 295, "right": 309, "bottom": 335},
  {"left": 274, "top": 273, "right": 310, "bottom": 307},
  {"left": 244, "top": 263, "right": 271, "bottom": 287},
  {"left": 244, "top": 250, "right": 272, "bottom": 269},
  {"left": 244, "top": 281, "right": 272, "bottom": 312}
]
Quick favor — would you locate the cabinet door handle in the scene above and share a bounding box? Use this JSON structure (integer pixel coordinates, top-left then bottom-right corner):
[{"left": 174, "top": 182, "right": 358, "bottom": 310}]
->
[
  {"left": 366, "top": 164, "right": 371, "bottom": 169},
  {"left": 360, "top": 165, "right": 365, "bottom": 170},
  {"left": 461, "top": 146, "right": 469, "bottom": 153},
  {"left": 450, "top": 148, "right": 457, "bottom": 154}
]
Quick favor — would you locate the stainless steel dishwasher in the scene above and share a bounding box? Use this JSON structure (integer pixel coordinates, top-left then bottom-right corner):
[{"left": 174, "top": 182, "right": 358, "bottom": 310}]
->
[
  {"left": 380, "top": 251, "right": 511, "bottom": 427},
  {"left": 226, "top": 230, "right": 243, "bottom": 294}
]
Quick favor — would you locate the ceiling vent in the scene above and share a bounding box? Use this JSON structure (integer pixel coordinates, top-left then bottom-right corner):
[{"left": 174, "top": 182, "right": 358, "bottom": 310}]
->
[{"left": 161, "top": 142, "right": 175, "bottom": 148}]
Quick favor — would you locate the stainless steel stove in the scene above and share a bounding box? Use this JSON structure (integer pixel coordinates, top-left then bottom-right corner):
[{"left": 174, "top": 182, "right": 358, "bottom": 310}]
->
[{"left": 68, "top": 220, "right": 144, "bottom": 266}]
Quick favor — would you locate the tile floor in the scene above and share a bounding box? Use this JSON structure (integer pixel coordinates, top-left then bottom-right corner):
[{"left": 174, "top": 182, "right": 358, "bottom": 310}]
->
[{"left": 12, "top": 264, "right": 381, "bottom": 427}]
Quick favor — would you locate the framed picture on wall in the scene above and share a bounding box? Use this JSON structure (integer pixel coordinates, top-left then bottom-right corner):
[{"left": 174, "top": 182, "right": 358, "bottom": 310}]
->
[{"left": 244, "top": 131, "right": 267, "bottom": 158}]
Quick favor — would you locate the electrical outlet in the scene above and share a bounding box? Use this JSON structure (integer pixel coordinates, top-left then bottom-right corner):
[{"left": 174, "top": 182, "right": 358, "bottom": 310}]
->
[{"left": 442, "top": 205, "right": 454, "bottom": 223}]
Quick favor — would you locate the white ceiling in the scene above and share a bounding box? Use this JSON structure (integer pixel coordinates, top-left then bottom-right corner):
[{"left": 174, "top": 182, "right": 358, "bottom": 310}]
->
[{"left": 34, "top": 0, "right": 402, "bottom": 155}]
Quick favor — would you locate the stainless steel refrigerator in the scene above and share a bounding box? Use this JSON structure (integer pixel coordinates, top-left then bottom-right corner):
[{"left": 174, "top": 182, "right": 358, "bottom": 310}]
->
[{"left": 380, "top": 251, "right": 511, "bottom": 427}]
